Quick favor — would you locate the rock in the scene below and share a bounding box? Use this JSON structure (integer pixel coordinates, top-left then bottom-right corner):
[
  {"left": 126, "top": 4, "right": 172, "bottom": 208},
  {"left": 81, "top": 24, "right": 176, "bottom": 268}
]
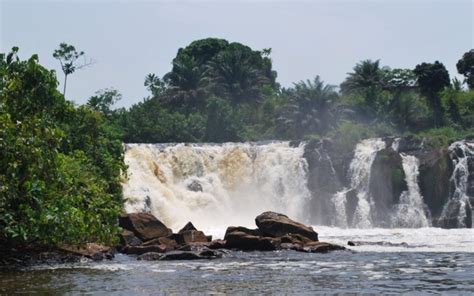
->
[
  {"left": 209, "top": 239, "right": 227, "bottom": 249},
  {"left": 123, "top": 244, "right": 167, "bottom": 255},
  {"left": 119, "top": 230, "right": 142, "bottom": 248},
  {"left": 305, "top": 242, "right": 346, "bottom": 253},
  {"left": 119, "top": 212, "right": 172, "bottom": 241},
  {"left": 60, "top": 243, "right": 114, "bottom": 261},
  {"left": 159, "top": 249, "right": 223, "bottom": 260},
  {"left": 178, "top": 222, "right": 197, "bottom": 233},
  {"left": 224, "top": 231, "right": 278, "bottom": 251},
  {"left": 142, "top": 236, "right": 178, "bottom": 250},
  {"left": 255, "top": 211, "right": 318, "bottom": 241},
  {"left": 369, "top": 147, "right": 407, "bottom": 226},
  {"left": 418, "top": 148, "right": 453, "bottom": 223},
  {"left": 187, "top": 180, "right": 203, "bottom": 192},
  {"left": 303, "top": 139, "right": 343, "bottom": 225},
  {"left": 172, "top": 230, "right": 209, "bottom": 245},
  {"left": 177, "top": 242, "right": 210, "bottom": 251},
  {"left": 225, "top": 226, "right": 261, "bottom": 237},
  {"left": 205, "top": 235, "right": 213, "bottom": 242},
  {"left": 347, "top": 241, "right": 409, "bottom": 247},
  {"left": 137, "top": 252, "right": 163, "bottom": 261}
]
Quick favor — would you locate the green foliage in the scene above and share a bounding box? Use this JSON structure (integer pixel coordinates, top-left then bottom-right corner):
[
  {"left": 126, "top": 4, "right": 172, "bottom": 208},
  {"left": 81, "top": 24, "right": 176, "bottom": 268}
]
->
[
  {"left": 53, "top": 43, "right": 90, "bottom": 96},
  {"left": 0, "top": 48, "right": 124, "bottom": 247},
  {"left": 413, "top": 61, "right": 450, "bottom": 127},
  {"left": 456, "top": 49, "right": 474, "bottom": 89}
]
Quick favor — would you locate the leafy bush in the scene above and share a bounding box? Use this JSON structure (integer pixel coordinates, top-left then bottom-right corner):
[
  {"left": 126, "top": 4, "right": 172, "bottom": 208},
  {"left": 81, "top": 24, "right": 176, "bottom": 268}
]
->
[{"left": 0, "top": 49, "right": 124, "bottom": 247}]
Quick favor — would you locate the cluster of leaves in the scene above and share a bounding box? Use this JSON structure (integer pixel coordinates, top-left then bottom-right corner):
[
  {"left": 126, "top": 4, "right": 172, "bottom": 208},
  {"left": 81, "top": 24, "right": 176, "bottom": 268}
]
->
[{"left": 0, "top": 48, "right": 125, "bottom": 248}]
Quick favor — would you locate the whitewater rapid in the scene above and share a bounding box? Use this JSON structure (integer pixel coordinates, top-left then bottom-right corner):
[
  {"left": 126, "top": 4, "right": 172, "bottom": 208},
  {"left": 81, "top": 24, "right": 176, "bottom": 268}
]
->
[{"left": 123, "top": 142, "right": 311, "bottom": 231}]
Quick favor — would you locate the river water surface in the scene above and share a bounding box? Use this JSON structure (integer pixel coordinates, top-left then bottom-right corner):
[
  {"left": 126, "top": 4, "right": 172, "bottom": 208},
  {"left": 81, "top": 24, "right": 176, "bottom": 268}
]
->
[{"left": 1, "top": 227, "right": 473, "bottom": 295}]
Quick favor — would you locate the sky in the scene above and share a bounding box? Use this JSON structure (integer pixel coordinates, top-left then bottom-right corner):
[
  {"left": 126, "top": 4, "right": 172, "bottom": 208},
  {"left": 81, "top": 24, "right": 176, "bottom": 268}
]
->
[{"left": 1, "top": 0, "right": 473, "bottom": 107}]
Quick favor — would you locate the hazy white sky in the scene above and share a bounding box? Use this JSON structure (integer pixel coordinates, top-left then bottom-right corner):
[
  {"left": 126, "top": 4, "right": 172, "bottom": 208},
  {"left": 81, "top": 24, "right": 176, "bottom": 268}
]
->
[{"left": 1, "top": 0, "right": 473, "bottom": 107}]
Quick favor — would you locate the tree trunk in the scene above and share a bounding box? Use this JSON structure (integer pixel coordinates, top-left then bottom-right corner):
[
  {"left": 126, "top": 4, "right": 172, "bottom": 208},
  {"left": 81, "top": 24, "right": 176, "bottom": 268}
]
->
[{"left": 63, "top": 74, "right": 68, "bottom": 97}]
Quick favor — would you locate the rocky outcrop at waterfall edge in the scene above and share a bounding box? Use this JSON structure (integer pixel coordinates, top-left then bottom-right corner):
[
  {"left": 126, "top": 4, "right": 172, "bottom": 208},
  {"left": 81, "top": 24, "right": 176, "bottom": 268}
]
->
[{"left": 118, "top": 212, "right": 346, "bottom": 260}]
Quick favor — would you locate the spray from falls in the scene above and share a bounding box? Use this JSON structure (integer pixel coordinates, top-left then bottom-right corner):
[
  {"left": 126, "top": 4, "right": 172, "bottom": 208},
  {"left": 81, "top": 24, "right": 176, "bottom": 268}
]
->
[{"left": 123, "top": 142, "right": 311, "bottom": 231}]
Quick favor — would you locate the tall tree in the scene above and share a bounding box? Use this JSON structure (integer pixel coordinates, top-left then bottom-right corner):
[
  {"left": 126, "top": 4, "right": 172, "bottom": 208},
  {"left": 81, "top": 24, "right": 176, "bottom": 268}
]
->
[
  {"left": 279, "top": 76, "right": 337, "bottom": 139},
  {"left": 340, "top": 59, "right": 385, "bottom": 111},
  {"left": 53, "top": 43, "right": 91, "bottom": 97},
  {"left": 456, "top": 49, "right": 474, "bottom": 89},
  {"left": 413, "top": 61, "right": 450, "bottom": 127}
]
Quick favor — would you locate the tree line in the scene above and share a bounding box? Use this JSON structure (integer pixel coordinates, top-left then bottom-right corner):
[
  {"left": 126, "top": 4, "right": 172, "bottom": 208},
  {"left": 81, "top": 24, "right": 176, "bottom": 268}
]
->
[{"left": 95, "top": 38, "right": 473, "bottom": 147}]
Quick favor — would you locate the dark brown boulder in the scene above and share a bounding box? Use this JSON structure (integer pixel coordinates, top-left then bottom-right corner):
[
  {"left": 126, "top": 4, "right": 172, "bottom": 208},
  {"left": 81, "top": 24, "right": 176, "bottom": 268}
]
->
[
  {"left": 119, "top": 213, "right": 172, "bottom": 241},
  {"left": 159, "top": 249, "right": 223, "bottom": 260},
  {"left": 255, "top": 212, "right": 318, "bottom": 241},
  {"left": 178, "top": 222, "right": 197, "bottom": 233},
  {"left": 172, "top": 230, "right": 209, "bottom": 245},
  {"left": 123, "top": 244, "right": 167, "bottom": 255},
  {"left": 209, "top": 239, "right": 227, "bottom": 249},
  {"left": 305, "top": 242, "right": 346, "bottom": 253},
  {"left": 60, "top": 243, "right": 114, "bottom": 261},
  {"left": 142, "top": 236, "right": 178, "bottom": 250},
  {"left": 224, "top": 226, "right": 261, "bottom": 237},
  {"left": 224, "top": 231, "right": 278, "bottom": 251},
  {"left": 119, "top": 230, "right": 142, "bottom": 248},
  {"left": 137, "top": 252, "right": 163, "bottom": 261}
]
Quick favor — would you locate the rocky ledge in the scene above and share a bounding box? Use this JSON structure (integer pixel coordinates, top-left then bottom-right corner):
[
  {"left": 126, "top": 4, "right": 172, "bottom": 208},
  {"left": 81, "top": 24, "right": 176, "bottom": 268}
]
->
[{"left": 118, "top": 211, "right": 346, "bottom": 261}]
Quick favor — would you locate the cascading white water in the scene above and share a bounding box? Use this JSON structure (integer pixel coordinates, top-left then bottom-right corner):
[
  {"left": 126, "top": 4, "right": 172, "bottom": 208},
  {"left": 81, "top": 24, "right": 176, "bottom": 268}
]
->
[
  {"left": 391, "top": 153, "right": 431, "bottom": 227},
  {"left": 332, "top": 138, "right": 386, "bottom": 228},
  {"left": 439, "top": 140, "right": 474, "bottom": 227},
  {"left": 123, "top": 142, "right": 311, "bottom": 232}
]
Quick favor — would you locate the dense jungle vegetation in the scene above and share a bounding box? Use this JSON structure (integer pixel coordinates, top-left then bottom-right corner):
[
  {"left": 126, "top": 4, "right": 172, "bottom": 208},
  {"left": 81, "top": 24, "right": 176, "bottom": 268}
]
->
[{"left": 1, "top": 38, "right": 473, "bottom": 247}]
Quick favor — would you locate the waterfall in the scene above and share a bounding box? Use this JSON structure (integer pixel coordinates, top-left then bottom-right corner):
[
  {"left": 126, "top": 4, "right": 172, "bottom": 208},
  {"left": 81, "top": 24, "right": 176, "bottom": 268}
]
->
[
  {"left": 391, "top": 153, "right": 431, "bottom": 227},
  {"left": 439, "top": 140, "right": 474, "bottom": 228},
  {"left": 122, "top": 142, "right": 311, "bottom": 231},
  {"left": 333, "top": 138, "right": 386, "bottom": 228}
]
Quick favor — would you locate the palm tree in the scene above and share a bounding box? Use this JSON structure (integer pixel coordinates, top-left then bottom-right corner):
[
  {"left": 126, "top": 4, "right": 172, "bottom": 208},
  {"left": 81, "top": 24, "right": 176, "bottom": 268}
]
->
[
  {"left": 340, "top": 59, "right": 384, "bottom": 110},
  {"left": 279, "top": 76, "right": 338, "bottom": 138},
  {"left": 163, "top": 54, "right": 207, "bottom": 111},
  {"left": 204, "top": 48, "right": 269, "bottom": 105}
]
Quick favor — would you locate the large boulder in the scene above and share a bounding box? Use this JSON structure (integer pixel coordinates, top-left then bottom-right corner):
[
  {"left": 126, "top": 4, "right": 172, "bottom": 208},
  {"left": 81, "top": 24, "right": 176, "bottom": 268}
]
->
[
  {"left": 255, "top": 212, "right": 318, "bottom": 241},
  {"left": 119, "top": 213, "right": 172, "bottom": 241},
  {"left": 173, "top": 222, "right": 211, "bottom": 245},
  {"left": 138, "top": 249, "right": 223, "bottom": 261},
  {"left": 224, "top": 230, "right": 278, "bottom": 251}
]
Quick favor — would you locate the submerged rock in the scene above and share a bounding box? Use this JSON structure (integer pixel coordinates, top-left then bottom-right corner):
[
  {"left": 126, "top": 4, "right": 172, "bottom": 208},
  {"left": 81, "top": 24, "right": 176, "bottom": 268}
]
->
[
  {"left": 119, "top": 212, "right": 172, "bottom": 241},
  {"left": 137, "top": 249, "right": 223, "bottom": 261},
  {"left": 255, "top": 211, "right": 318, "bottom": 241},
  {"left": 347, "top": 241, "right": 409, "bottom": 247}
]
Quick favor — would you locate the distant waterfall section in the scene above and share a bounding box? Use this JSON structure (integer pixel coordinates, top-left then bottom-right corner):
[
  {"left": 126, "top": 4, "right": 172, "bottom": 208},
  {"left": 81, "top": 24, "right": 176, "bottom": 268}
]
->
[
  {"left": 439, "top": 140, "right": 474, "bottom": 228},
  {"left": 123, "top": 142, "right": 311, "bottom": 231},
  {"left": 391, "top": 139, "right": 431, "bottom": 228},
  {"left": 332, "top": 138, "right": 386, "bottom": 228}
]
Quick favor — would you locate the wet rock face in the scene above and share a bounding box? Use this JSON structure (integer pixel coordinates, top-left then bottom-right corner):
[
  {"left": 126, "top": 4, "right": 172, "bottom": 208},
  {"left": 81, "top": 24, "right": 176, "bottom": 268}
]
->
[
  {"left": 369, "top": 147, "right": 407, "bottom": 226},
  {"left": 119, "top": 213, "right": 172, "bottom": 241},
  {"left": 418, "top": 148, "right": 453, "bottom": 223},
  {"left": 255, "top": 211, "right": 319, "bottom": 241},
  {"left": 303, "top": 139, "right": 343, "bottom": 225},
  {"left": 187, "top": 180, "right": 203, "bottom": 192}
]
